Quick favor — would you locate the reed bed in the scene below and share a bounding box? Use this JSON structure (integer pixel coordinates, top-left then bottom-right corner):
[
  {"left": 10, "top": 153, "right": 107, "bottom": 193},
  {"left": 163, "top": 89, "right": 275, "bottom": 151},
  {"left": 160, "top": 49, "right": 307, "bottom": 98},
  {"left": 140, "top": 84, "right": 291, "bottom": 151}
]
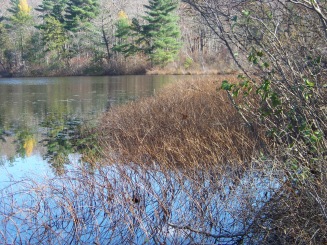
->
[
  {"left": 1, "top": 77, "right": 326, "bottom": 244},
  {"left": 98, "top": 77, "right": 266, "bottom": 169}
]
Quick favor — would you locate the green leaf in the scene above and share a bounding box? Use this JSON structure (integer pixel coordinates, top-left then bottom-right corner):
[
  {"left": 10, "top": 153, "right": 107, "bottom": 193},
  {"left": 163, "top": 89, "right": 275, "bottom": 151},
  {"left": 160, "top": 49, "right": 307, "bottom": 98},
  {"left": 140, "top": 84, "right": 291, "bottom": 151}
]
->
[
  {"left": 221, "top": 80, "right": 234, "bottom": 91},
  {"left": 310, "top": 134, "right": 319, "bottom": 143},
  {"left": 257, "top": 51, "right": 264, "bottom": 57},
  {"left": 242, "top": 10, "right": 250, "bottom": 17},
  {"left": 232, "top": 88, "right": 240, "bottom": 97},
  {"left": 240, "top": 80, "right": 249, "bottom": 88},
  {"left": 304, "top": 93, "right": 310, "bottom": 100},
  {"left": 271, "top": 92, "right": 281, "bottom": 107},
  {"left": 304, "top": 79, "right": 315, "bottom": 88}
]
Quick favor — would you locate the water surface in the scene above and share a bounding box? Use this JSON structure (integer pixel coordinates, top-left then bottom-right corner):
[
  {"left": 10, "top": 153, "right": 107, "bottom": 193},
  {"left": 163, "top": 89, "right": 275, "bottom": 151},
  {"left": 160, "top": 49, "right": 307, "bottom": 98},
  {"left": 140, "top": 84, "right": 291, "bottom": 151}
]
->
[
  {"left": 0, "top": 75, "right": 188, "bottom": 177},
  {"left": 0, "top": 75, "right": 280, "bottom": 244}
]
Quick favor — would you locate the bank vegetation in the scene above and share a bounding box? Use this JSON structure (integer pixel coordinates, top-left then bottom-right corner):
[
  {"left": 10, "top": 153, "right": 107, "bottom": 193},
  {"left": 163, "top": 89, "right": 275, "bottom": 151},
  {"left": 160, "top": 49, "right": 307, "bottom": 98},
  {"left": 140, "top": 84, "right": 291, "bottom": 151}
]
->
[
  {"left": 0, "top": 0, "right": 233, "bottom": 77},
  {"left": 95, "top": 0, "right": 327, "bottom": 242},
  {"left": 0, "top": 0, "right": 327, "bottom": 244}
]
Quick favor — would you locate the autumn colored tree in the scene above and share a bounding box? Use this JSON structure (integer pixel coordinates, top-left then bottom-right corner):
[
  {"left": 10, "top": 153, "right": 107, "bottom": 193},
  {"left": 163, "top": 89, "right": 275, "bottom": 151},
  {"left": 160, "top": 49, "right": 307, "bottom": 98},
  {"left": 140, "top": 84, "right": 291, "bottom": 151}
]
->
[
  {"left": 6, "top": 0, "right": 33, "bottom": 69},
  {"left": 8, "top": 0, "right": 32, "bottom": 25},
  {"left": 0, "top": 0, "right": 228, "bottom": 75}
]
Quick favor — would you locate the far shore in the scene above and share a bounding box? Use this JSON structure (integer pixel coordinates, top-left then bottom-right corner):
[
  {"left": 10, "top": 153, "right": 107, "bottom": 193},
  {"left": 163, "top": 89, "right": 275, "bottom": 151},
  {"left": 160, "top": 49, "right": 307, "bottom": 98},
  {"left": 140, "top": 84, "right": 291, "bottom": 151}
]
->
[{"left": 0, "top": 67, "right": 239, "bottom": 79}]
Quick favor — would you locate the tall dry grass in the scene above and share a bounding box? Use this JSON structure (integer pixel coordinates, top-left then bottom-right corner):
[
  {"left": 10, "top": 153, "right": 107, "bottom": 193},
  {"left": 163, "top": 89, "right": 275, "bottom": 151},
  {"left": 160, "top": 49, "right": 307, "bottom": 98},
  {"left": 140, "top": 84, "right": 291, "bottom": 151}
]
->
[
  {"left": 98, "top": 76, "right": 267, "bottom": 169},
  {"left": 95, "top": 76, "right": 327, "bottom": 244}
]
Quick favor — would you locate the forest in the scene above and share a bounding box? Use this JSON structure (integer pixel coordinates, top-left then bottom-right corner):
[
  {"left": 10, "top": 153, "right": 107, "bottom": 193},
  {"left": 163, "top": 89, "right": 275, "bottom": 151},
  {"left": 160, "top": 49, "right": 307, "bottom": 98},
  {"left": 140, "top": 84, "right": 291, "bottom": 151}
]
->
[{"left": 0, "top": 0, "right": 231, "bottom": 77}]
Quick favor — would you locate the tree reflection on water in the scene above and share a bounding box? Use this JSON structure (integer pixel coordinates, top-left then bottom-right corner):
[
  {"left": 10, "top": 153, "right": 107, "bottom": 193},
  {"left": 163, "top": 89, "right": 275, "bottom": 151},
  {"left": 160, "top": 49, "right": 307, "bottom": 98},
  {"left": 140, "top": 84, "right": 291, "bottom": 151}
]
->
[
  {"left": 0, "top": 75, "right": 184, "bottom": 173},
  {"left": 0, "top": 113, "right": 100, "bottom": 174}
]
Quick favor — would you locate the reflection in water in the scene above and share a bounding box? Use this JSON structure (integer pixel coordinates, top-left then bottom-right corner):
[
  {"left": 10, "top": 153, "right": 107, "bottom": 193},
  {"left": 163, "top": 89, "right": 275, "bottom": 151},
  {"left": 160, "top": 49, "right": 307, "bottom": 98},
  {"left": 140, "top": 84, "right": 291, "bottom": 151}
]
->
[
  {"left": 0, "top": 75, "right": 184, "bottom": 171},
  {"left": 0, "top": 76, "right": 281, "bottom": 243},
  {"left": 40, "top": 114, "right": 84, "bottom": 173},
  {"left": 0, "top": 75, "right": 177, "bottom": 128},
  {"left": 16, "top": 127, "right": 36, "bottom": 157},
  {"left": 0, "top": 112, "right": 89, "bottom": 173},
  {"left": 40, "top": 113, "right": 102, "bottom": 174}
]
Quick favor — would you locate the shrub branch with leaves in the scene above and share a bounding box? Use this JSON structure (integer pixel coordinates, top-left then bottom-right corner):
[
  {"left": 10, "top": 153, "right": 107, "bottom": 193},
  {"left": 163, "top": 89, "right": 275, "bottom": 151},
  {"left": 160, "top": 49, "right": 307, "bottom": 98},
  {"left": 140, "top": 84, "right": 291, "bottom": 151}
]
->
[{"left": 184, "top": 0, "right": 327, "bottom": 242}]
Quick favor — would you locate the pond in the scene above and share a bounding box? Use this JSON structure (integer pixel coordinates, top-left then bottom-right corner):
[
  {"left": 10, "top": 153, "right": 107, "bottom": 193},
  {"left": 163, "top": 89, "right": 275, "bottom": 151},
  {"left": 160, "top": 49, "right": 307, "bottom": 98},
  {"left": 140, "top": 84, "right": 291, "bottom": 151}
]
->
[
  {"left": 0, "top": 75, "right": 185, "bottom": 177},
  {"left": 0, "top": 75, "right": 281, "bottom": 244}
]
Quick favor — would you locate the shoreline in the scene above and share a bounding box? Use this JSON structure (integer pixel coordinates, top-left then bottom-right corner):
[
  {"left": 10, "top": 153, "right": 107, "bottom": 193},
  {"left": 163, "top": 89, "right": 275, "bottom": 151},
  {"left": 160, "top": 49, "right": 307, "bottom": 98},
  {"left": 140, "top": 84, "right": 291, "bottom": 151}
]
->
[{"left": 0, "top": 68, "right": 238, "bottom": 79}]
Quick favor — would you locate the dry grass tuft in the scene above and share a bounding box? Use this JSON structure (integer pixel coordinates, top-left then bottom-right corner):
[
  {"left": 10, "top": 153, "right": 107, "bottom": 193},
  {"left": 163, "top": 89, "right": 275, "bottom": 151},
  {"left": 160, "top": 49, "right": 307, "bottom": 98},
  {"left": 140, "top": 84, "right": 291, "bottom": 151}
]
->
[{"left": 98, "top": 76, "right": 266, "bottom": 168}]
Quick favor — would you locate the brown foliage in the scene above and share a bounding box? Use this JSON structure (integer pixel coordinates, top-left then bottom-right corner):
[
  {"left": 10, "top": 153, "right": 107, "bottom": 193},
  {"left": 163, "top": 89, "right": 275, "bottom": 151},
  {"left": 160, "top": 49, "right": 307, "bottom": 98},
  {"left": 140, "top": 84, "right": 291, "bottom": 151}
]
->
[{"left": 98, "top": 76, "right": 266, "bottom": 168}]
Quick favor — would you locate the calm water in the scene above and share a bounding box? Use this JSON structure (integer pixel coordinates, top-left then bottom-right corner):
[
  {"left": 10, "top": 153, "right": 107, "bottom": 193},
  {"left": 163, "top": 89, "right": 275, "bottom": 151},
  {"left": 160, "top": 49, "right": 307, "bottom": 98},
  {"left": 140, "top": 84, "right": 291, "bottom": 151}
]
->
[{"left": 0, "top": 75, "right": 187, "bottom": 177}]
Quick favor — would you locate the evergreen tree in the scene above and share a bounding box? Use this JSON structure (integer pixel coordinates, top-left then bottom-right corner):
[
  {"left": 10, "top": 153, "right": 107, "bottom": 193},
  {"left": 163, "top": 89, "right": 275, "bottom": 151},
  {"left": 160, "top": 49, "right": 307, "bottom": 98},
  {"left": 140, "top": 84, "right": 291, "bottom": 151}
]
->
[
  {"left": 35, "top": 0, "right": 55, "bottom": 16},
  {"left": 114, "top": 0, "right": 181, "bottom": 66},
  {"left": 142, "top": 0, "right": 181, "bottom": 65},
  {"left": 113, "top": 11, "right": 138, "bottom": 56},
  {"left": 36, "top": 0, "right": 68, "bottom": 24},
  {"left": 41, "top": 16, "right": 67, "bottom": 53},
  {"left": 0, "top": 8, "right": 5, "bottom": 23},
  {"left": 65, "top": 0, "right": 99, "bottom": 32},
  {"left": 7, "top": 0, "right": 20, "bottom": 16},
  {"left": 36, "top": 0, "right": 68, "bottom": 56},
  {"left": 0, "top": 23, "right": 12, "bottom": 72}
]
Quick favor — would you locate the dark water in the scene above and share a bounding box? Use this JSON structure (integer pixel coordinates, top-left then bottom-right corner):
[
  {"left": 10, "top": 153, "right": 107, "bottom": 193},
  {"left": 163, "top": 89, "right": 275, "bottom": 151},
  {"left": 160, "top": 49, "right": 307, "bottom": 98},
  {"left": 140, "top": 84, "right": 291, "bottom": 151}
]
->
[
  {"left": 0, "top": 75, "right": 177, "bottom": 128},
  {"left": 0, "top": 75, "right": 186, "bottom": 175}
]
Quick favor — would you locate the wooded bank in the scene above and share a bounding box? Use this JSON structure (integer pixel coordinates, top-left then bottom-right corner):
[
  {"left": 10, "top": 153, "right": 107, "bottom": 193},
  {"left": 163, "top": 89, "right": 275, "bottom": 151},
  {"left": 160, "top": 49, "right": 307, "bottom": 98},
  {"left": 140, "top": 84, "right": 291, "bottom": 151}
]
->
[{"left": 0, "top": 0, "right": 233, "bottom": 77}]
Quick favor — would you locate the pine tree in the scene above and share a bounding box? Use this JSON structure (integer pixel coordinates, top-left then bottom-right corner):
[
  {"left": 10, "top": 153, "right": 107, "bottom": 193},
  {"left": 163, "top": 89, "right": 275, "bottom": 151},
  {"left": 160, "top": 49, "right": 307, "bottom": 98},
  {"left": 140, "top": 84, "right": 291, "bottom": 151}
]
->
[
  {"left": 113, "top": 11, "right": 138, "bottom": 56},
  {"left": 142, "top": 0, "right": 181, "bottom": 65},
  {"left": 114, "top": 0, "right": 181, "bottom": 66},
  {"left": 7, "top": 0, "right": 20, "bottom": 16},
  {"left": 35, "top": 0, "right": 55, "bottom": 15},
  {"left": 36, "top": 0, "right": 68, "bottom": 50},
  {"left": 36, "top": 0, "right": 68, "bottom": 24},
  {"left": 6, "top": 0, "right": 33, "bottom": 65},
  {"left": 41, "top": 16, "right": 67, "bottom": 52},
  {"left": 65, "top": 0, "right": 99, "bottom": 32}
]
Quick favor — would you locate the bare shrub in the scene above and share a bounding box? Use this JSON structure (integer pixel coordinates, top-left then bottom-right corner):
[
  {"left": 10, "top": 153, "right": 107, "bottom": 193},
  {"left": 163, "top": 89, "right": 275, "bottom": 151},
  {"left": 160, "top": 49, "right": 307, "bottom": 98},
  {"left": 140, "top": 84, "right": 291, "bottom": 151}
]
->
[
  {"left": 0, "top": 159, "right": 283, "bottom": 244},
  {"left": 107, "top": 54, "right": 150, "bottom": 75},
  {"left": 181, "top": 0, "right": 327, "bottom": 243}
]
